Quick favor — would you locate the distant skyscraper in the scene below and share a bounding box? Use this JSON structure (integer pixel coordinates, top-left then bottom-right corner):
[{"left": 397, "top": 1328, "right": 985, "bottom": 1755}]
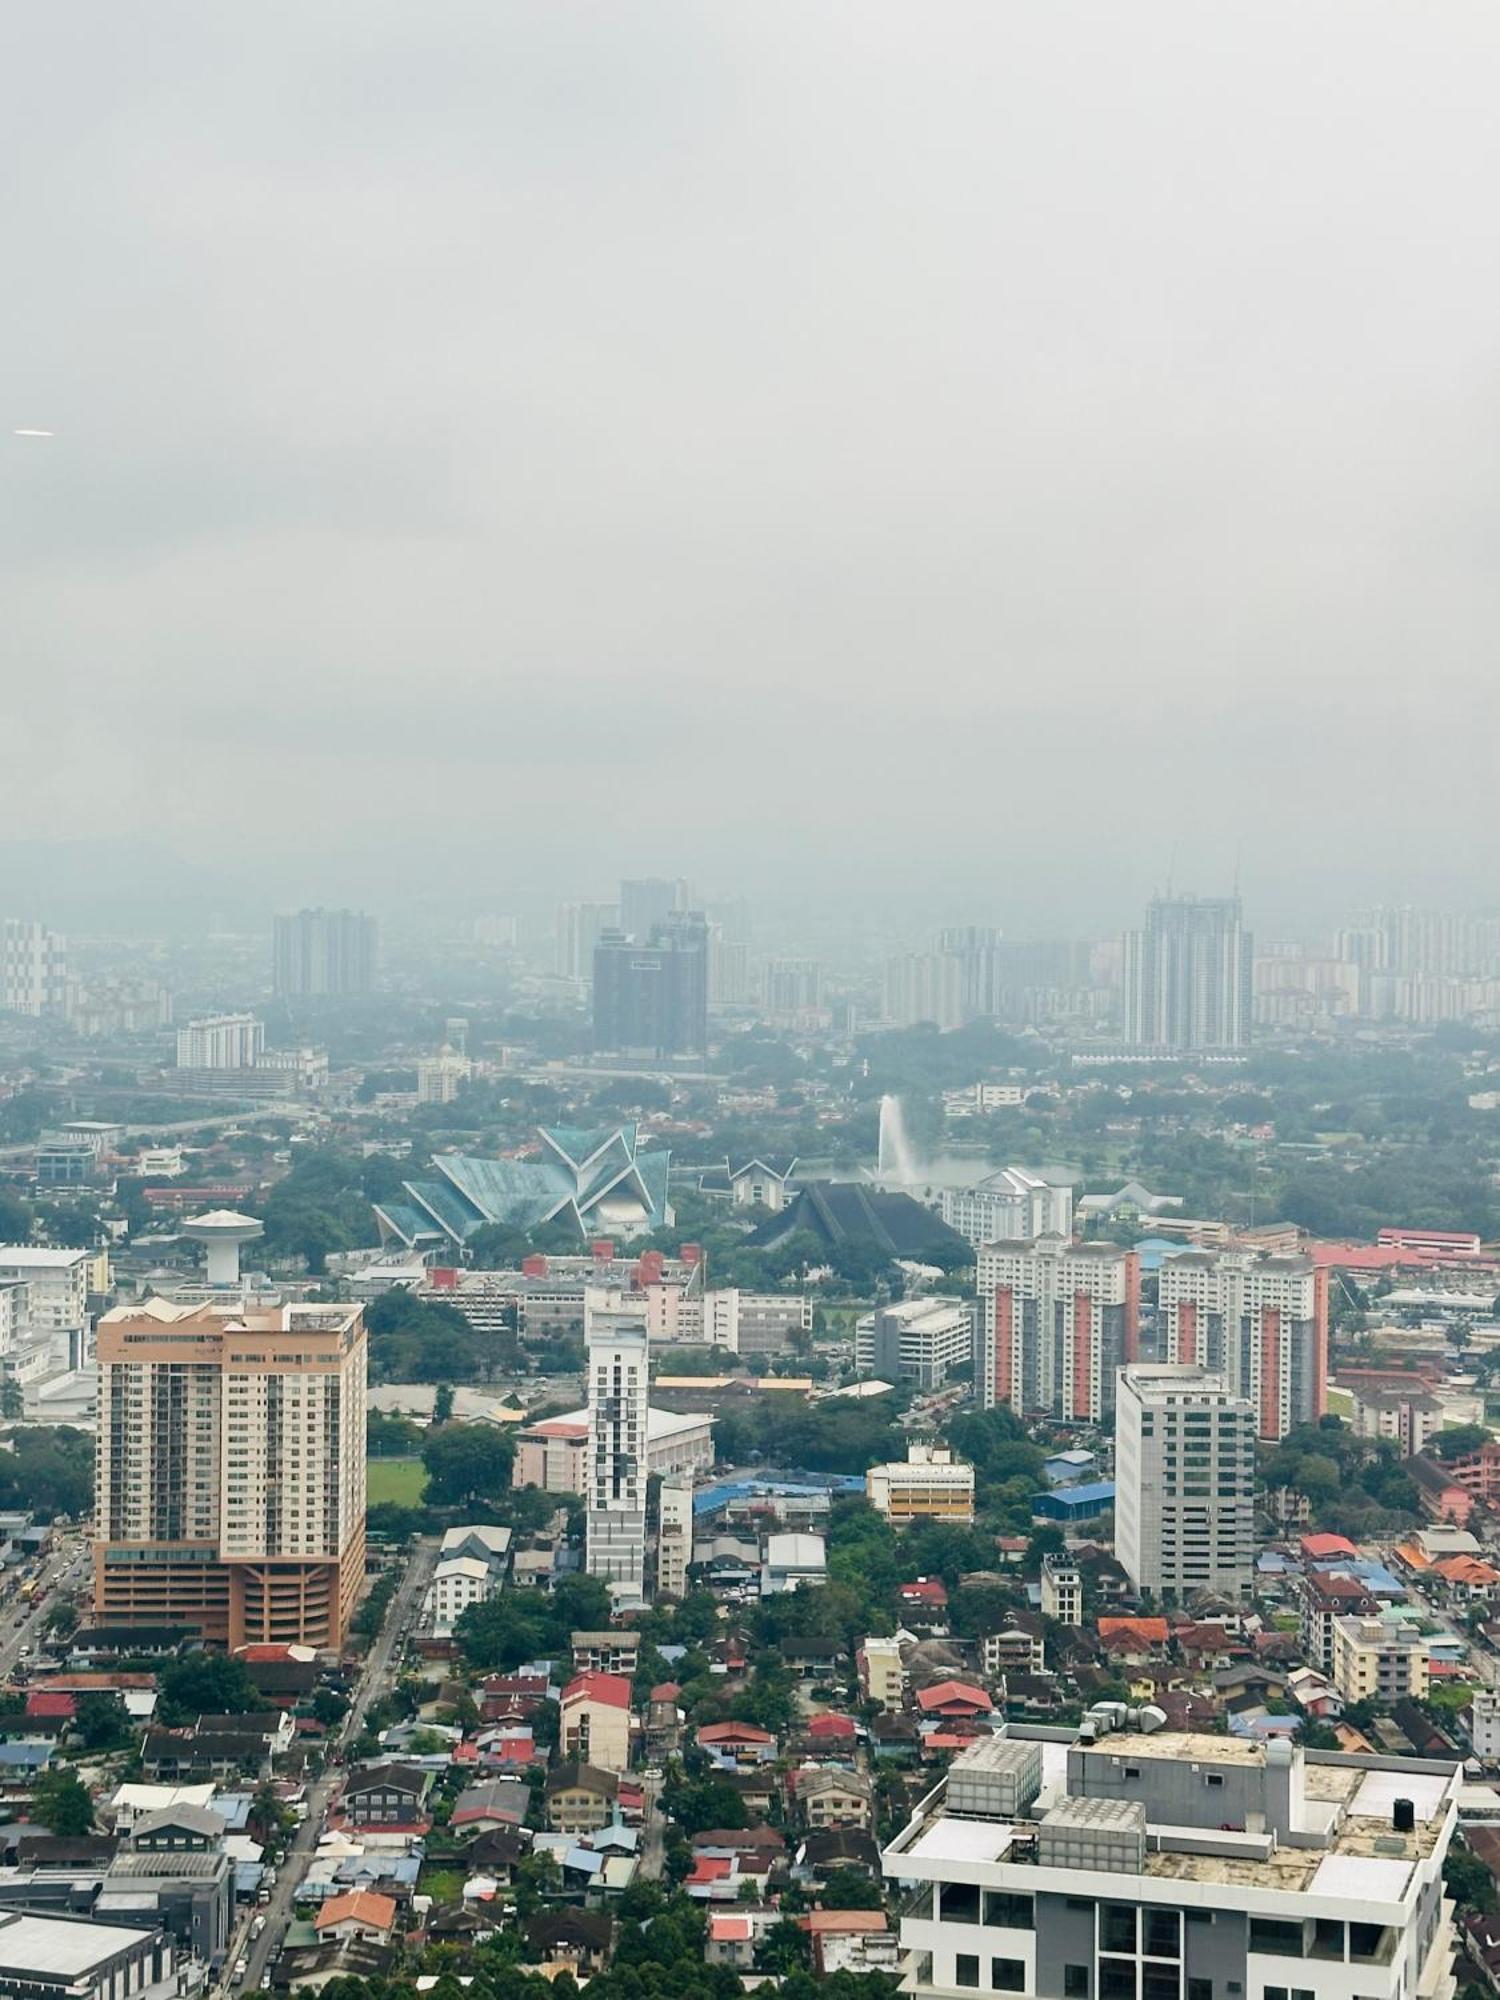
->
[
  {"left": 176, "top": 1012, "right": 264, "bottom": 1070},
  {"left": 273, "top": 908, "right": 377, "bottom": 997},
  {"left": 762, "top": 958, "right": 823, "bottom": 1020},
  {"left": 556, "top": 902, "right": 618, "bottom": 982},
  {"left": 585, "top": 1296, "right": 649, "bottom": 1604},
  {"left": 1, "top": 919, "right": 66, "bottom": 1017},
  {"left": 708, "top": 929, "right": 751, "bottom": 1006},
  {"left": 619, "top": 878, "right": 689, "bottom": 940},
  {"left": 1123, "top": 894, "right": 1251, "bottom": 1048},
  {"left": 882, "top": 950, "right": 966, "bottom": 1030},
  {"left": 1115, "top": 1363, "right": 1255, "bottom": 1603},
  {"left": 593, "top": 912, "right": 708, "bottom": 1058}
]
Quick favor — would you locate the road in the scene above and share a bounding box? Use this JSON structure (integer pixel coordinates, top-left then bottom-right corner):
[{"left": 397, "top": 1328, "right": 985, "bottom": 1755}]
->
[
  {"left": 232, "top": 1536, "right": 439, "bottom": 1994},
  {"left": 0, "top": 1535, "right": 89, "bottom": 1678}
]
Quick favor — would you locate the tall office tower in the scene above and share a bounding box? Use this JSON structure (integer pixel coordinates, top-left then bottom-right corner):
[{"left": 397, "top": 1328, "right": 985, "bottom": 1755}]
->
[
  {"left": 1, "top": 920, "right": 66, "bottom": 1017},
  {"left": 762, "top": 957, "right": 823, "bottom": 1020},
  {"left": 592, "top": 913, "right": 709, "bottom": 1058},
  {"left": 935, "top": 926, "right": 1003, "bottom": 1018},
  {"left": 942, "top": 1166, "right": 1073, "bottom": 1249},
  {"left": 93, "top": 1300, "right": 367, "bottom": 1648},
  {"left": 619, "top": 877, "right": 688, "bottom": 940},
  {"left": 708, "top": 929, "right": 752, "bottom": 1006},
  {"left": 1116, "top": 1363, "right": 1256, "bottom": 1603},
  {"left": 175, "top": 1012, "right": 264, "bottom": 1070},
  {"left": 272, "top": 908, "right": 377, "bottom": 997},
  {"left": 1157, "top": 1248, "right": 1327, "bottom": 1441},
  {"left": 584, "top": 1297, "right": 649, "bottom": 1604},
  {"left": 977, "top": 1237, "right": 1139, "bottom": 1422},
  {"left": 555, "top": 902, "right": 618, "bottom": 982},
  {"left": 1123, "top": 894, "right": 1252, "bottom": 1049},
  {"left": 656, "top": 1474, "right": 692, "bottom": 1600},
  {"left": 883, "top": 950, "right": 966, "bottom": 1030}
]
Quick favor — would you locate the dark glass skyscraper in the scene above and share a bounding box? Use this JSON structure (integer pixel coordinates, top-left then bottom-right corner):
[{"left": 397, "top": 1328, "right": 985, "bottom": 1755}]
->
[{"left": 593, "top": 912, "right": 709, "bottom": 1058}]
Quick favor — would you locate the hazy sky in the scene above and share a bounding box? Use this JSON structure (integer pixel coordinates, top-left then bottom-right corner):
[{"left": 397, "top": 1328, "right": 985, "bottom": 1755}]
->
[{"left": 5, "top": 2, "right": 1500, "bottom": 939}]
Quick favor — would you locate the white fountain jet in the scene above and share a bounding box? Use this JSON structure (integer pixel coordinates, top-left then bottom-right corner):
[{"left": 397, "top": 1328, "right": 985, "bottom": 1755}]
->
[{"left": 877, "top": 1093, "right": 920, "bottom": 1185}]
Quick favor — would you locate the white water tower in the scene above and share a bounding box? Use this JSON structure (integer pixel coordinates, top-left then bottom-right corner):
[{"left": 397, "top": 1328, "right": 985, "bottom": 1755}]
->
[{"left": 182, "top": 1209, "right": 265, "bottom": 1288}]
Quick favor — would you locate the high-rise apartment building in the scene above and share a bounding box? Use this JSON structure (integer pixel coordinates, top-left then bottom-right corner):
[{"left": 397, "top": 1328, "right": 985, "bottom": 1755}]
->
[
  {"left": 619, "top": 878, "right": 689, "bottom": 940},
  {"left": 883, "top": 950, "right": 966, "bottom": 1030},
  {"left": 977, "top": 1238, "right": 1139, "bottom": 1422},
  {"left": 1115, "top": 1363, "right": 1255, "bottom": 1603},
  {"left": 708, "top": 930, "right": 752, "bottom": 1006},
  {"left": 762, "top": 957, "right": 823, "bottom": 1022},
  {"left": 1, "top": 920, "right": 66, "bottom": 1017},
  {"left": 884, "top": 1725, "right": 1461, "bottom": 2000},
  {"left": 942, "top": 1166, "right": 1073, "bottom": 1249},
  {"left": 272, "top": 908, "right": 377, "bottom": 997},
  {"left": 175, "top": 1012, "right": 265, "bottom": 1070},
  {"left": 584, "top": 1298, "right": 649, "bottom": 1604},
  {"left": 1157, "top": 1248, "right": 1327, "bottom": 1441},
  {"left": 93, "top": 1300, "right": 367, "bottom": 1648},
  {"left": 593, "top": 913, "right": 709, "bottom": 1058},
  {"left": 1123, "top": 895, "right": 1252, "bottom": 1049},
  {"left": 555, "top": 902, "right": 618, "bottom": 982}
]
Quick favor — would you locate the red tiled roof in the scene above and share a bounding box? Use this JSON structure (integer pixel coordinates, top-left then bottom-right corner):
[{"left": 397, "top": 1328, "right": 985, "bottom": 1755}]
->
[
  {"left": 899, "top": 1578, "right": 949, "bottom": 1604},
  {"left": 650, "top": 1682, "right": 682, "bottom": 1702},
  {"left": 1301, "top": 1533, "right": 1359, "bottom": 1559},
  {"left": 688, "top": 1856, "right": 734, "bottom": 1883},
  {"left": 915, "top": 1680, "right": 993, "bottom": 1713},
  {"left": 710, "top": 1914, "right": 753, "bottom": 1941},
  {"left": 25, "top": 1692, "right": 75, "bottom": 1719},
  {"left": 561, "top": 1672, "right": 632, "bottom": 1710},
  {"left": 807, "top": 1713, "right": 856, "bottom": 1738},
  {"left": 698, "top": 1720, "right": 777, "bottom": 1745},
  {"left": 1097, "top": 1616, "right": 1169, "bottom": 1646},
  {"left": 801, "top": 1912, "right": 889, "bottom": 1935},
  {"left": 316, "top": 1891, "right": 396, "bottom": 1934}
]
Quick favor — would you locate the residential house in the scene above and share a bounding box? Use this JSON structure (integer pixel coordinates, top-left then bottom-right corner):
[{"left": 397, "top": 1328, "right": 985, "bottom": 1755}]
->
[
  {"left": 781, "top": 1638, "right": 848, "bottom": 1682},
  {"left": 793, "top": 1765, "right": 873, "bottom": 1831},
  {"left": 1408, "top": 1455, "right": 1479, "bottom": 1526},
  {"left": 525, "top": 1909, "right": 615, "bottom": 1973},
  {"left": 451, "top": 1779, "right": 529, "bottom": 1832},
  {"left": 1096, "top": 1616, "right": 1170, "bottom": 1667},
  {"left": 339, "top": 1764, "right": 433, "bottom": 1830},
  {"left": 898, "top": 1578, "right": 949, "bottom": 1629},
  {"left": 914, "top": 1681, "right": 994, "bottom": 1726},
  {"left": 706, "top": 1906, "right": 777, "bottom": 1969},
  {"left": 800, "top": 1910, "right": 897, "bottom": 1976},
  {"left": 546, "top": 1763, "right": 620, "bottom": 1835},
  {"left": 793, "top": 1827, "right": 883, "bottom": 1882},
  {"left": 559, "top": 1672, "right": 632, "bottom": 1774},
  {"left": 426, "top": 1557, "right": 492, "bottom": 1635},
  {"left": 571, "top": 1631, "right": 641, "bottom": 1677},
  {"left": 315, "top": 1892, "right": 397, "bottom": 1945},
  {"left": 982, "top": 1617, "right": 1045, "bottom": 1678},
  {"left": 697, "top": 1720, "right": 778, "bottom": 1770},
  {"left": 1300, "top": 1570, "right": 1379, "bottom": 1674}
]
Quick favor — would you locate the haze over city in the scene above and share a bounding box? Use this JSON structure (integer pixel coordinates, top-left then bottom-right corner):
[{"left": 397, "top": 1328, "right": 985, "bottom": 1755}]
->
[{"left": 5, "top": 1, "right": 1500, "bottom": 933}]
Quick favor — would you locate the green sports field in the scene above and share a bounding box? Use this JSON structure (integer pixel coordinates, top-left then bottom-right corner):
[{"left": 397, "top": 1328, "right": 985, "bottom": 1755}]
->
[{"left": 367, "top": 1457, "right": 427, "bottom": 1505}]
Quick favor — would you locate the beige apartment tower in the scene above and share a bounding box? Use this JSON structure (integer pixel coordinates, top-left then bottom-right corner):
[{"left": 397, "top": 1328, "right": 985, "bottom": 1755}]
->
[{"left": 93, "top": 1300, "right": 367, "bottom": 1649}]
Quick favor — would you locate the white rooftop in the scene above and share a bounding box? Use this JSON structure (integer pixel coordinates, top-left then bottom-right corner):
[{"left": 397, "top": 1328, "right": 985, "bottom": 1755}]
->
[
  {"left": 1351, "top": 1768, "right": 1447, "bottom": 1823},
  {"left": 0, "top": 1246, "right": 90, "bottom": 1267},
  {"left": 112, "top": 1782, "right": 217, "bottom": 1815},
  {"left": 441, "top": 1524, "right": 513, "bottom": 1555},
  {"left": 557, "top": 1405, "right": 708, "bottom": 1442},
  {"left": 1308, "top": 1853, "right": 1412, "bottom": 1901},
  {"left": 907, "top": 1817, "right": 1017, "bottom": 1866},
  {"left": 434, "top": 1557, "right": 490, "bottom": 1581},
  {"left": 765, "top": 1532, "right": 826, "bottom": 1568},
  {"left": 0, "top": 1913, "right": 160, "bottom": 1976}
]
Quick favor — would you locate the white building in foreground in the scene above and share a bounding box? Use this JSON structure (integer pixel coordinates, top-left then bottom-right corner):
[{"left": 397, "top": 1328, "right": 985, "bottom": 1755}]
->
[
  {"left": 585, "top": 1304, "right": 649, "bottom": 1605},
  {"left": 885, "top": 1723, "right": 1459, "bottom": 2000}
]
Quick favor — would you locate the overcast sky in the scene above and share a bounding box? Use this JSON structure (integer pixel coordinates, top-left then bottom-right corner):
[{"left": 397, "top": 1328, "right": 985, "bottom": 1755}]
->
[{"left": 4, "top": 1, "right": 1500, "bottom": 940}]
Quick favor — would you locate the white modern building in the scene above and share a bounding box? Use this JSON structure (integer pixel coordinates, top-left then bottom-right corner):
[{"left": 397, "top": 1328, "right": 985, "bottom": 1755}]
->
[
  {"left": 175, "top": 1012, "right": 264, "bottom": 1070},
  {"left": 657, "top": 1475, "right": 693, "bottom": 1600},
  {"left": 416, "top": 1051, "right": 470, "bottom": 1105},
  {"left": 0, "top": 1246, "right": 92, "bottom": 1371},
  {"left": 883, "top": 950, "right": 966, "bottom": 1031},
  {"left": 942, "top": 1168, "right": 1073, "bottom": 1249},
  {"left": 1157, "top": 1249, "right": 1327, "bottom": 1441},
  {"left": 1471, "top": 1689, "right": 1500, "bottom": 1764},
  {"left": 703, "top": 1288, "right": 810, "bottom": 1357},
  {"left": 1115, "top": 1364, "right": 1256, "bottom": 1603},
  {"left": 426, "top": 1554, "right": 493, "bottom": 1634},
  {"left": 977, "top": 1238, "right": 1139, "bottom": 1422},
  {"left": 884, "top": 1724, "right": 1460, "bottom": 2000},
  {"left": 857, "top": 1297, "right": 974, "bottom": 1390},
  {"left": 556, "top": 901, "right": 619, "bottom": 982},
  {"left": 1040, "top": 1551, "right": 1082, "bottom": 1624},
  {"left": 584, "top": 1303, "right": 649, "bottom": 1604},
  {"left": 1, "top": 920, "right": 66, "bottom": 1017}
]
